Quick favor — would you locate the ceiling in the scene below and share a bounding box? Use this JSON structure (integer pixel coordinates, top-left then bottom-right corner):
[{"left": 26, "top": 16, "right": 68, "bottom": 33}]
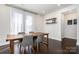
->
[{"left": 7, "top": 4, "right": 72, "bottom": 15}]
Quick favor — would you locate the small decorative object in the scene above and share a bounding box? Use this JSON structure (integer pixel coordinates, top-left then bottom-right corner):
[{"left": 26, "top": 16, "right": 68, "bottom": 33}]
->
[
  {"left": 73, "top": 19, "right": 77, "bottom": 24},
  {"left": 46, "top": 18, "right": 57, "bottom": 24},
  {"left": 67, "top": 20, "right": 72, "bottom": 25}
]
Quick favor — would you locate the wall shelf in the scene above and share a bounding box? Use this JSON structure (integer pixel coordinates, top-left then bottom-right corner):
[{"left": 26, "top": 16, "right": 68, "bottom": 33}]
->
[{"left": 46, "top": 18, "right": 57, "bottom": 24}]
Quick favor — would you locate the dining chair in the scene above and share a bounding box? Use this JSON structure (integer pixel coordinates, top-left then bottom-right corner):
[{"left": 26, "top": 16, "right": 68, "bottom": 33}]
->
[
  {"left": 18, "top": 32, "right": 25, "bottom": 35},
  {"left": 29, "top": 31, "right": 34, "bottom": 33},
  {"left": 20, "top": 35, "right": 34, "bottom": 54},
  {"left": 35, "top": 33, "right": 44, "bottom": 52},
  {"left": 18, "top": 32, "right": 25, "bottom": 43}
]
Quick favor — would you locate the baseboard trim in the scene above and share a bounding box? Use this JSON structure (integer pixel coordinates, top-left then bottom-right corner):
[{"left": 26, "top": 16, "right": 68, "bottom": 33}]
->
[
  {"left": 49, "top": 38, "right": 61, "bottom": 41},
  {"left": 62, "top": 38, "right": 76, "bottom": 40}
]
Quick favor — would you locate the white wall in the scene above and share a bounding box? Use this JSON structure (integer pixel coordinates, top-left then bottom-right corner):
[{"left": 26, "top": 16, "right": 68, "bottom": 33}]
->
[
  {"left": 44, "top": 5, "right": 77, "bottom": 41},
  {"left": 0, "top": 5, "right": 10, "bottom": 46},
  {"left": 34, "top": 15, "right": 44, "bottom": 32},
  {"left": 77, "top": 5, "right": 79, "bottom": 45},
  {"left": 44, "top": 11, "right": 61, "bottom": 41},
  {"left": 62, "top": 12, "right": 77, "bottom": 39},
  {"left": 0, "top": 5, "right": 10, "bottom": 35}
]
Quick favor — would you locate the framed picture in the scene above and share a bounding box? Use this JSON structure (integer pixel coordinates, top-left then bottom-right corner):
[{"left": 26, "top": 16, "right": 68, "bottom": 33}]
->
[
  {"left": 73, "top": 19, "right": 77, "bottom": 24},
  {"left": 46, "top": 18, "right": 57, "bottom": 24},
  {"left": 67, "top": 20, "right": 72, "bottom": 25}
]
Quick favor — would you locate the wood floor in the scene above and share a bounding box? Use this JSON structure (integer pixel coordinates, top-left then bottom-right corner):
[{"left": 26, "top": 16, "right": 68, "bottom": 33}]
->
[{"left": 0, "top": 38, "right": 78, "bottom": 54}]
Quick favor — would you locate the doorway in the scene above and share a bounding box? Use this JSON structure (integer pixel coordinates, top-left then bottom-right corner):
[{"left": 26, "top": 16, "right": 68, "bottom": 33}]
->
[{"left": 61, "top": 9, "right": 77, "bottom": 53}]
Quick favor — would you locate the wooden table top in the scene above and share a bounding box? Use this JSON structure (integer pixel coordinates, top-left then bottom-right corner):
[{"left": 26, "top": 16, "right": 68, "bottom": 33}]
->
[{"left": 6, "top": 32, "right": 49, "bottom": 41}]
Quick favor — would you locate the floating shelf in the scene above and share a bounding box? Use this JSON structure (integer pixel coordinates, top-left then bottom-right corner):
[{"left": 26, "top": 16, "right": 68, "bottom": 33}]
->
[{"left": 46, "top": 18, "right": 57, "bottom": 24}]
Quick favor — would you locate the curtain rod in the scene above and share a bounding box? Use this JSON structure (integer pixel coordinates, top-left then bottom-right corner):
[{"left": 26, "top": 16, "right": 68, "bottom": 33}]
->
[{"left": 5, "top": 4, "right": 39, "bottom": 15}]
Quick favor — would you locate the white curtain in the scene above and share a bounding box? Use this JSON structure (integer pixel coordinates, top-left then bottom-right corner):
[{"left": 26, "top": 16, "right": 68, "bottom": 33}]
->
[
  {"left": 25, "top": 15, "right": 32, "bottom": 33},
  {"left": 10, "top": 8, "right": 33, "bottom": 35}
]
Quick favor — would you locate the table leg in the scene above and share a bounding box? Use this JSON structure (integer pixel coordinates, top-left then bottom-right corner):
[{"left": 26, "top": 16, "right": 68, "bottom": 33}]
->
[
  {"left": 47, "top": 34, "right": 48, "bottom": 49},
  {"left": 10, "top": 40, "right": 14, "bottom": 54}
]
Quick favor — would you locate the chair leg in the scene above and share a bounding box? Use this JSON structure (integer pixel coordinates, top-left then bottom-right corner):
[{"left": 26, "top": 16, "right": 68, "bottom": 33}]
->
[
  {"left": 32, "top": 46, "right": 35, "bottom": 54},
  {"left": 19, "top": 45, "right": 21, "bottom": 53},
  {"left": 39, "top": 43, "right": 41, "bottom": 51},
  {"left": 28, "top": 45, "right": 32, "bottom": 54},
  {"left": 20, "top": 46, "right": 34, "bottom": 54},
  {"left": 27, "top": 46, "right": 30, "bottom": 54},
  {"left": 21, "top": 47, "right": 24, "bottom": 54},
  {"left": 24, "top": 46, "right": 32, "bottom": 54},
  {"left": 37, "top": 43, "right": 39, "bottom": 52}
]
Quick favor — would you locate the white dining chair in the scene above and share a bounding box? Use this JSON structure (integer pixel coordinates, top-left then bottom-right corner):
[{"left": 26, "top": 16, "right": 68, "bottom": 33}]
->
[{"left": 20, "top": 35, "right": 33, "bottom": 54}]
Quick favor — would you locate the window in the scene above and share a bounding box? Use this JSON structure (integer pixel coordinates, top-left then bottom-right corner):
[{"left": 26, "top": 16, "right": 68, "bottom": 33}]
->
[
  {"left": 10, "top": 11, "right": 23, "bottom": 35},
  {"left": 10, "top": 8, "right": 33, "bottom": 35},
  {"left": 25, "top": 16, "right": 32, "bottom": 33}
]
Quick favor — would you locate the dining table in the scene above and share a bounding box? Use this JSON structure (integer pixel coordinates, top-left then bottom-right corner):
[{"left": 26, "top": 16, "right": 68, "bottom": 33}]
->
[{"left": 6, "top": 32, "right": 49, "bottom": 54}]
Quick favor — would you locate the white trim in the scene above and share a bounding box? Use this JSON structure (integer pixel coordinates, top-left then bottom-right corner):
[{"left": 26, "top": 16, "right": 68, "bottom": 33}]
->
[{"left": 49, "top": 38, "right": 61, "bottom": 41}]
